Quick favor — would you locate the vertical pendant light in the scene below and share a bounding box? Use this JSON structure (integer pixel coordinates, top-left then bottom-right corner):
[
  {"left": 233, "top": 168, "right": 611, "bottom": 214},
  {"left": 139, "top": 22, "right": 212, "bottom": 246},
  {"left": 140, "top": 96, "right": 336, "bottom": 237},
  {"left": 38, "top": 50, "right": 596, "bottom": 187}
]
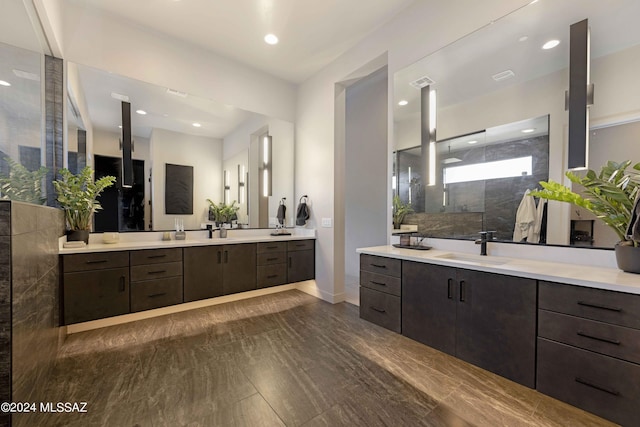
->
[
  {"left": 121, "top": 101, "right": 133, "bottom": 187},
  {"left": 421, "top": 85, "right": 437, "bottom": 186}
]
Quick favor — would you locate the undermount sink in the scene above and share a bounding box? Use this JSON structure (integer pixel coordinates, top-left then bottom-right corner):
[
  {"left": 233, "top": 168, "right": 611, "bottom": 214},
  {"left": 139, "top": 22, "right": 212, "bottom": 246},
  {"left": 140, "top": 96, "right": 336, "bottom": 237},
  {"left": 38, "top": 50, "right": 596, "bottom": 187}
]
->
[{"left": 435, "top": 253, "right": 510, "bottom": 266}]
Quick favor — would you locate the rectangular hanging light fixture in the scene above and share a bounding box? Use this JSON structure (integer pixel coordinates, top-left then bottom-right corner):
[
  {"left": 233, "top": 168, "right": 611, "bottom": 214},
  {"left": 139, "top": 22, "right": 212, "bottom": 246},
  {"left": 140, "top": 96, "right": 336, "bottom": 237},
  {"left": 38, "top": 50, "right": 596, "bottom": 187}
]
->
[
  {"left": 261, "top": 135, "right": 272, "bottom": 197},
  {"left": 121, "top": 101, "right": 133, "bottom": 188},
  {"left": 421, "top": 86, "right": 437, "bottom": 186}
]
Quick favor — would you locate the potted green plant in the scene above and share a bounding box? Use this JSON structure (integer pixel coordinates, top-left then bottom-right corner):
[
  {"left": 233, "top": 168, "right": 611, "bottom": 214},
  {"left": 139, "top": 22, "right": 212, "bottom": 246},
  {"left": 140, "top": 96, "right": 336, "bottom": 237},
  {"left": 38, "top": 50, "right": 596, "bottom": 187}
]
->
[
  {"left": 53, "top": 166, "right": 116, "bottom": 243},
  {"left": 207, "top": 199, "right": 240, "bottom": 226},
  {"left": 393, "top": 195, "right": 414, "bottom": 229},
  {"left": 0, "top": 157, "right": 48, "bottom": 204},
  {"left": 530, "top": 160, "right": 640, "bottom": 273}
]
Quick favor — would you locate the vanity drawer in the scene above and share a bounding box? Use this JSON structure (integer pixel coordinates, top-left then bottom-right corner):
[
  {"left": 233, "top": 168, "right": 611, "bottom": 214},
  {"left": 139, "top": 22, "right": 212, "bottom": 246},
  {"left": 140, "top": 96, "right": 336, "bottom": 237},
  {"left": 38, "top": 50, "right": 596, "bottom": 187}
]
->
[
  {"left": 539, "top": 281, "right": 640, "bottom": 329},
  {"left": 257, "top": 241, "right": 287, "bottom": 253},
  {"left": 257, "top": 264, "right": 288, "bottom": 288},
  {"left": 360, "top": 270, "right": 401, "bottom": 296},
  {"left": 360, "top": 287, "right": 401, "bottom": 333},
  {"left": 130, "top": 276, "right": 183, "bottom": 312},
  {"left": 539, "top": 310, "right": 640, "bottom": 364},
  {"left": 63, "top": 251, "right": 129, "bottom": 273},
  {"left": 257, "top": 252, "right": 287, "bottom": 266},
  {"left": 131, "top": 261, "right": 183, "bottom": 282},
  {"left": 360, "top": 254, "right": 401, "bottom": 278},
  {"left": 287, "top": 239, "right": 314, "bottom": 252},
  {"left": 537, "top": 338, "right": 640, "bottom": 427},
  {"left": 130, "top": 248, "right": 182, "bottom": 266}
]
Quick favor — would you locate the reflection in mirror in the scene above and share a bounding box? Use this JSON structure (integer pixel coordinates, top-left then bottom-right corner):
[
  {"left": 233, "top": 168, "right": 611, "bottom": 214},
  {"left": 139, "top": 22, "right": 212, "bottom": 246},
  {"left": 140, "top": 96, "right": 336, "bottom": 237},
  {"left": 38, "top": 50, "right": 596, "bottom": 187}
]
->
[
  {"left": 0, "top": 41, "right": 43, "bottom": 204},
  {"left": 397, "top": 116, "right": 549, "bottom": 241},
  {"left": 67, "top": 63, "right": 294, "bottom": 231},
  {"left": 393, "top": 0, "right": 640, "bottom": 248}
]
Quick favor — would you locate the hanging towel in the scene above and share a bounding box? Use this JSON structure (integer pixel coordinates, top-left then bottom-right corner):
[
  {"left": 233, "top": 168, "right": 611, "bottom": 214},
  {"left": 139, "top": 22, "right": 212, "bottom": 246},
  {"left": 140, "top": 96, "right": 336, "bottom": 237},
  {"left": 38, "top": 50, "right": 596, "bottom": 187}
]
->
[
  {"left": 626, "top": 193, "right": 640, "bottom": 241},
  {"left": 296, "top": 196, "right": 310, "bottom": 226},
  {"left": 276, "top": 203, "right": 286, "bottom": 225},
  {"left": 513, "top": 190, "right": 537, "bottom": 242},
  {"left": 529, "top": 198, "right": 547, "bottom": 244}
]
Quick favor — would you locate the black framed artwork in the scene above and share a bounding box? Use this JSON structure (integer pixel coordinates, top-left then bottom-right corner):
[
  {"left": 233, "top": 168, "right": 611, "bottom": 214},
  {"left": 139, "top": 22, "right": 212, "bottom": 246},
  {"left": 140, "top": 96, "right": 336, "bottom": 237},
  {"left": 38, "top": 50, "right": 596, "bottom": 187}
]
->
[{"left": 165, "top": 163, "right": 193, "bottom": 214}]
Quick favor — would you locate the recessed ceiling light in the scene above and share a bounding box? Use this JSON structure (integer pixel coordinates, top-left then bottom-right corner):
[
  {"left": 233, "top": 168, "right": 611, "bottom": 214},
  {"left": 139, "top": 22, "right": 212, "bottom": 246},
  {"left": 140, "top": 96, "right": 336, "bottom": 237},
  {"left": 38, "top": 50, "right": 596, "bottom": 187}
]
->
[
  {"left": 542, "top": 40, "right": 560, "bottom": 50},
  {"left": 522, "top": 128, "right": 535, "bottom": 133},
  {"left": 398, "top": 100, "right": 408, "bottom": 106},
  {"left": 136, "top": 109, "right": 147, "bottom": 115},
  {"left": 264, "top": 34, "right": 279, "bottom": 45},
  {"left": 192, "top": 123, "right": 201, "bottom": 128},
  {"left": 467, "top": 140, "right": 478, "bottom": 144},
  {"left": 519, "top": 36, "right": 529, "bottom": 42},
  {"left": 0, "top": 80, "right": 10, "bottom": 87}
]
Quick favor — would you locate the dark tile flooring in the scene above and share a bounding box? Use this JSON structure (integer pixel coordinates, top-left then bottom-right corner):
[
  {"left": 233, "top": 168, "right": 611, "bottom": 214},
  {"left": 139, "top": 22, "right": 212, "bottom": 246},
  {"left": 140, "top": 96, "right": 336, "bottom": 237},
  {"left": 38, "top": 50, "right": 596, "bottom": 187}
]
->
[{"left": 17, "top": 290, "right": 615, "bottom": 426}]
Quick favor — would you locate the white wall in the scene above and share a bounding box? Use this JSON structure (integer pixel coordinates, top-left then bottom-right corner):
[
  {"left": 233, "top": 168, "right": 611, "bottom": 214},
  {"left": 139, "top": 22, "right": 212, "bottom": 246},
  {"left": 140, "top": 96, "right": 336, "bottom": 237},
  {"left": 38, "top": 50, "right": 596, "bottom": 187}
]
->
[
  {"left": 35, "top": 0, "right": 295, "bottom": 122},
  {"left": 150, "top": 128, "right": 222, "bottom": 231},
  {"left": 222, "top": 150, "right": 249, "bottom": 225},
  {"left": 344, "top": 67, "right": 389, "bottom": 289},
  {"left": 296, "top": 0, "right": 531, "bottom": 302},
  {"left": 66, "top": 61, "right": 94, "bottom": 166}
]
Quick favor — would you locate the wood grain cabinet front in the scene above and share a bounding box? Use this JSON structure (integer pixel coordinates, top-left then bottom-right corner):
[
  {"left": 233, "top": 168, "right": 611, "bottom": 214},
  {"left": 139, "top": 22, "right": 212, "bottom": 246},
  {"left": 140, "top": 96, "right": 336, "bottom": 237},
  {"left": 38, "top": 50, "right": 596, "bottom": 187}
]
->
[
  {"left": 287, "top": 240, "right": 315, "bottom": 283},
  {"left": 130, "top": 276, "right": 183, "bottom": 312},
  {"left": 359, "top": 286, "right": 401, "bottom": 333},
  {"left": 183, "top": 246, "right": 223, "bottom": 302}
]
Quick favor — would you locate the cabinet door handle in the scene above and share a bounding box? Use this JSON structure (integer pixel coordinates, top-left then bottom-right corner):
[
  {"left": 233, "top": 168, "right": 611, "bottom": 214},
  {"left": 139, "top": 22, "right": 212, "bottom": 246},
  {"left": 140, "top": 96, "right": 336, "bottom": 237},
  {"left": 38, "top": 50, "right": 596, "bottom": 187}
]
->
[
  {"left": 295, "top": 243, "right": 306, "bottom": 247},
  {"left": 267, "top": 246, "right": 278, "bottom": 249},
  {"left": 119, "top": 276, "right": 126, "bottom": 292},
  {"left": 577, "top": 301, "right": 622, "bottom": 312},
  {"left": 371, "top": 264, "right": 387, "bottom": 269},
  {"left": 148, "top": 292, "right": 167, "bottom": 298},
  {"left": 224, "top": 251, "right": 229, "bottom": 263},
  {"left": 86, "top": 259, "right": 107, "bottom": 264},
  {"left": 217, "top": 251, "right": 221, "bottom": 264},
  {"left": 148, "top": 254, "right": 167, "bottom": 259},
  {"left": 577, "top": 331, "right": 621, "bottom": 345},
  {"left": 370, "top": 306, "right": 386, "bottom": 313},
  {"left": 575, "top": 377, "right": 620, "bottom": 396},
  {"left": 267, "top": 274, "right": 278, "bottom": 279},
  {"left": 459, "top": 280, "right": 466, "bottom": 302},
  {"left": 370, "top": 281, "right": 386, "bottom": 287},
  {"left": 147, "top": 270, "right": 166, "bottom": 275},
  {"left": 447, "top": 278, "right": 453, "bottom": 299},
  {"left": 267, "top": 257, "right": 279, "bottom": 261}
]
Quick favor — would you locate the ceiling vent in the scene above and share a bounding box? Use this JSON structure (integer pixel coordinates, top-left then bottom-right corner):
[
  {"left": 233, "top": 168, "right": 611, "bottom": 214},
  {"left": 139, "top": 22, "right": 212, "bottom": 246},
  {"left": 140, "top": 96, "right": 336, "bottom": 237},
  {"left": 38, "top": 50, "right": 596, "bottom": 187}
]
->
[
  {"left": 166, "top": 88, "right": 188, "bottom": 98},
  {"left": 492, "top": 69, "right": 515, "bottom": 82},
  {"left": 410, "top": 75, "right": 435, "bottom": 89},
  {"left": 111, "top": 92, "right": 130, "bottom": 102}
]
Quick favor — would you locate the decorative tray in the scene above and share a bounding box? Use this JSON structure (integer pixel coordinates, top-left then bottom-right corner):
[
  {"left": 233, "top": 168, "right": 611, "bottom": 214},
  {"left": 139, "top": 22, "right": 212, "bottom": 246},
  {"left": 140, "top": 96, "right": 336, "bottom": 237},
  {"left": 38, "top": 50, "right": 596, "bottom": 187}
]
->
[{"left": 392, "top": 244, "right": 432, "bottom": 250}]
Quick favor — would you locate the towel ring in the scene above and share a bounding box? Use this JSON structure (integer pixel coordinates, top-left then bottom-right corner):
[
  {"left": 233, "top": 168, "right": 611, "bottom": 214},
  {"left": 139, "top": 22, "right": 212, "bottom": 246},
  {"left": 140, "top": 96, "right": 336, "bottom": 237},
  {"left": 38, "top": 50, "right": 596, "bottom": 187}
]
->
[
  {"left": 280, "top": 198, "right": 286, "bottom": 205},
  {"left": 299, "top": 195, "right": 308, "bottom": 203}
]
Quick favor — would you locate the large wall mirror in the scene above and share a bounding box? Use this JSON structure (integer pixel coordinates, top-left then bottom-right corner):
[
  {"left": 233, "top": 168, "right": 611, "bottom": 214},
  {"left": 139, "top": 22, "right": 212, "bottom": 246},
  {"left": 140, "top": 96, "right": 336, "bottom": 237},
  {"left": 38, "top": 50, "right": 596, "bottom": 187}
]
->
[
  {"left": 393, "top": 0, "right": 640, "bottom": 248},
  {"left": 67, "top": 63, "right": 294, "bottom": 232}
]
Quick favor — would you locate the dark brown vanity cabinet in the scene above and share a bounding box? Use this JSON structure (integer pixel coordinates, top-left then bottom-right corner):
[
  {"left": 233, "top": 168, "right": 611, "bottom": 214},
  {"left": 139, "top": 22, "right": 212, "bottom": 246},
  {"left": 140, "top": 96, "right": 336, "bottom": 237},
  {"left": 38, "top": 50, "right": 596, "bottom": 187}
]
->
[
  {"left": 287, "top": 240, "right": 315, "bottom": 283},
  {"left": 130, "top": 248, "right": 183, "bottom": 312},
  {"left": 359, "top": 254, "right": 402, "bottom": 333},
  {"left": 537, "top": 281, "right": 640, "bottom": 426},
  {"left": 257, "top": 242, "right": 288, "bottom": 288},
  {"left": 402, "top": 261, "right": 537, "bottom": 388},
  {"left": 183, "top": 246, "right": 224, "bottom": 301},
  {"left": 222, "top": 243, "right": 257, "bottom": 295},
  {"left": 62, "top": 251, "right": 130, "bottom": 324}
]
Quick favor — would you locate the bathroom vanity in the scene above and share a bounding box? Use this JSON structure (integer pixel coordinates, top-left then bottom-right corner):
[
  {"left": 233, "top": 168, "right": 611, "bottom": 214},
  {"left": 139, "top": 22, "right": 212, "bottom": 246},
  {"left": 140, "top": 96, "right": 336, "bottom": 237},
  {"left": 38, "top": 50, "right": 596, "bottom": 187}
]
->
[
  {"left": 357, "top": 245, "right": 640, "bottom": 426},
  {"left": 60, "top": 232, "right": 315, "bottom": 325}
]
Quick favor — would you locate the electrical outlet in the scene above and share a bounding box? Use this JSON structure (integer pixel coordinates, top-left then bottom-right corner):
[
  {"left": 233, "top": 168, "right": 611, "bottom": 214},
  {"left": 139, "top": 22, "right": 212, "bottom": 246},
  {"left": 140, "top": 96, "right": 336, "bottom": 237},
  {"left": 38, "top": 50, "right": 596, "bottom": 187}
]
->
[{"left": 321, "top": 218, "right": 332, "bottom": 228}]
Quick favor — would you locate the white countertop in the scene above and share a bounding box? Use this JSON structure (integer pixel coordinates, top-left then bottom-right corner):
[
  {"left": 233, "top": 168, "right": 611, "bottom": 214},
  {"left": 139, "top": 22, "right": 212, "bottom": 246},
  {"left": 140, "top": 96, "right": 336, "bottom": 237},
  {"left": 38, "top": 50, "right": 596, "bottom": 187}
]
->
[
  {"left": 60, "top": 229, "right": 316, "bottom": 254},
  {"left": 357, "top": 245, "right": 640, "bottom": 295}
]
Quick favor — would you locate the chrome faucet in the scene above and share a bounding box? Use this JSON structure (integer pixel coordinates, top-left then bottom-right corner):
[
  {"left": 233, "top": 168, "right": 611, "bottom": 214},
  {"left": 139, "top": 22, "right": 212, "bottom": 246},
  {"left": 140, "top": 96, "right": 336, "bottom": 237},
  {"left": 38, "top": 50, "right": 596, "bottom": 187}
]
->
[{"left": 475, "top": 231, "right": 495, "bottom": 256}]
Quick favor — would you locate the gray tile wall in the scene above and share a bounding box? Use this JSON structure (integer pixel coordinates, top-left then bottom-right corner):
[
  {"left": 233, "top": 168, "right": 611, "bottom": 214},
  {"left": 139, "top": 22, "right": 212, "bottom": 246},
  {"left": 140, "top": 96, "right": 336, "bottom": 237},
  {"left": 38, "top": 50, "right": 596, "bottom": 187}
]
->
[{"left": 0, "top": 201, "right": 64, "bottom": 427}]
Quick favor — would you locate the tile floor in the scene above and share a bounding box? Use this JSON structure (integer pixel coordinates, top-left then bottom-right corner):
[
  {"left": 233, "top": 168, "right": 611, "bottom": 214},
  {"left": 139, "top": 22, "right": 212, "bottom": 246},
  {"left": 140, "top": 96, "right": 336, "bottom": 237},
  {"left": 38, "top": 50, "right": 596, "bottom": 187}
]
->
[{"left": 17, "top": 290, "right": 616, "bottom": 426}]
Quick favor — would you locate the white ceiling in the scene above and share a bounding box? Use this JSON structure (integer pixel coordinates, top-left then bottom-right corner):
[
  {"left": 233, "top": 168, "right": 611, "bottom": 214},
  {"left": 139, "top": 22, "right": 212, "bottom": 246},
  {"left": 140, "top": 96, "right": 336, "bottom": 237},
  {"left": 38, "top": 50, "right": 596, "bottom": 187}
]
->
[{"left": 68, "top": 0, "right": 416, "bottom": 83}]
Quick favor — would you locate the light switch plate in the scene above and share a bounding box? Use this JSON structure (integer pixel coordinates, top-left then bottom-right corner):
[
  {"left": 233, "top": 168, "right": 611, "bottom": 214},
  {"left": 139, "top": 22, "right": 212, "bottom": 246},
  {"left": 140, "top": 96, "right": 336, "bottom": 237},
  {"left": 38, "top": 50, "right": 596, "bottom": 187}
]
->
[{"left": 321, "top": 218, "right": 332, "bottom": 228}]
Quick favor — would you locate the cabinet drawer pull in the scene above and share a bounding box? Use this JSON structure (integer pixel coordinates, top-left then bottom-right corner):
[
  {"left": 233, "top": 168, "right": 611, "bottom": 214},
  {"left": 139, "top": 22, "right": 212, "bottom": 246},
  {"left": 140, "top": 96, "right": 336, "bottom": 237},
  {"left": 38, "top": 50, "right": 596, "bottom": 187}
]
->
[
  {"left": 86, "top": 259, "right": 107, "bottom": 264},
  {"left": 295, "top": 243, "right": 306, "bottom": 247},
  {"left": 267, "top": 257, "right": 279, "bottom": 261},
  {"left": 370, "top": 281, "right": 386, "bottom": 286},
  {"left": 447, "top": 278, "right": 453, "bottom": 299},
  {"left": 577, "top": 331, "right": 621, "bottom": 345},
  {"left": 370, "top": 306, "right": 386, "bottom": 313},
  {"left": 148, "top": 292, "right": 167, "bottom": 298},
  {"left": 267, "top": 246, "right": 278, "bottom": 249},
  {"left": 119, "top": 276, "right": 126, "bottom": 292},
  {"left": 147, "top": 270, "right": 166, "bottom": 275},
  {"left": 370, "top": 264, "right": 387, "bottom": 269},
  {"left": 267, "top": 274, "right": 278, "bottom": 279},
  {"left": 577, "top": 301, "right": 622, "bottom": 312},
  {"left": 459, "top": 280, "right": 466, "bottom": 302},
  {"left": 575, "top": 377, "right": 620, "bottom": 396},
  {"left": 148, "top": 254, "right": 167, "bottom": 259}
]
